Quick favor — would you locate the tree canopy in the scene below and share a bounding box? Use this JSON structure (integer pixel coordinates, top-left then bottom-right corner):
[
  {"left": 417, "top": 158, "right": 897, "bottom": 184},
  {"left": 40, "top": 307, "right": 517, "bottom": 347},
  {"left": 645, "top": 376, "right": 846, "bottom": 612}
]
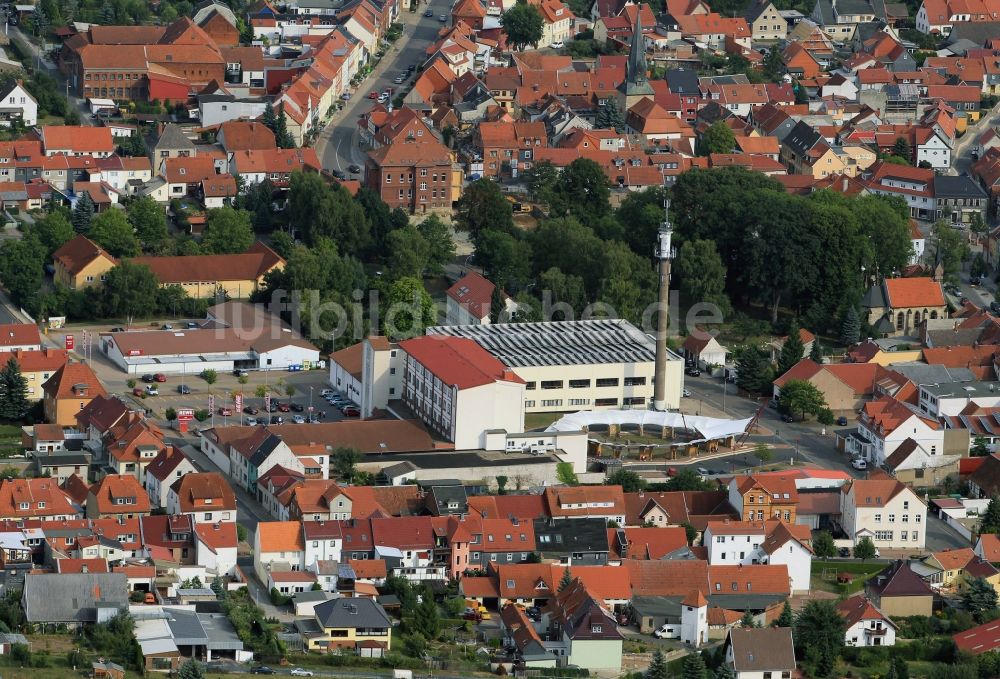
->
[{"left": 501, "top": 3, "right": 544, "bottom": 50}]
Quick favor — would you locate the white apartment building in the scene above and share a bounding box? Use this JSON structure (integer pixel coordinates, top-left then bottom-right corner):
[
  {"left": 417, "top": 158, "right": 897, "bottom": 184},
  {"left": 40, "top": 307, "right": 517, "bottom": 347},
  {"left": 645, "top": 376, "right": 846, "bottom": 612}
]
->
[
  {"left": 398, "top": 335, "right": 525, "bottom": 449},
  {"left": 303, "top": 521, "right": 343, "bottom": 571},
  {"left": 702, "top": 520, "right": 812, "bottom": 593},
  {"left": 918, "top": 381, "right": 1000, "bottom": 418},
  {"left": 359, "top": 336, "right": 404, "bottom": 418},
  {"left": 848, "top": 396, "right": 944, "bottom": 466},
  {"left": 427, "top": 319, "right": 683, "bottom": 413},
  {"left": 839, "top": 478, "right": 926, "bottom": 550}
]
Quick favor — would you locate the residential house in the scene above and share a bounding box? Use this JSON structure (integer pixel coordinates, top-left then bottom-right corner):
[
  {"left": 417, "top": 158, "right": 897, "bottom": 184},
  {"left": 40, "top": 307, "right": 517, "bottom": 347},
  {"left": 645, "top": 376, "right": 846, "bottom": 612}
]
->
[
  {"left": 0, "top": 323, "right": 41, "bottom": 353},
  {"left": 193, "top": 520, "right": 238, "bottom": 576},
  {"left": 862, "top": 161, "right": 937, "bottom": 220},
  {"left": 544, "top": 486, "right": 627, "bottom": 525},
  {"left": 21, "top": 572, "right": 128, "bottom": 626},
  {"left": 968, "top": 453, "right": 1000, "bottom": 498},
  {"left": 445, "top": 270, "right": 513, "bottom": 325},
  {"left": 42, "top": 361, "right": 107, "bottom": 427},
  {"left": 922, "top": 547, "right": 1000, "bottom": 593},
  {"left": 529, "top": 0, "right": 572, "bottom": 48},
  {"left": 0, "top": 80, "right": 38, "bottom": 127},
  {"left": 724, "top": 627, "right": 796, "bottom": 679},
  {"left": 866, "top": 559, "right": 935, "bottom": 617},
  {"left": 229, "top": 148, "right": 321, "bottom": 187},
  {"left": 681, "top": 334, "right": 727, "bottom": 372},
  {"left": 883, "top": 438, "right": 960, "bottom": 488},
  {"left": 254, "top": 520, "right": 305, "bottom": 583},
  {"left": 704, "top": 520, "right": 813, "bottom": 592},
  {"left": 364, "top": 133, "right": 457, "bottom": 214},
  {"left": 773, "top": 360, "right": 887, "bottom": 415},
  {"left": 840, "top": 477, "right": 926, "bottom": 549},
  {"left": 837, "top": 595, "right": 897, "bottom": 647},
  {"left": 935, "top": 174, "right": 988, "bottom": 226},
  {"left": 532, "top": 517, "right": 606, "bottom": 565},
  {"left": 849, "top": 396, "right": 943, "bottom": 466},
  {"left": 745, "top": 0, "right": 786, "bottom": 40},
  {"left": 52, "top": 235, "right": 117, "bottom": 290},
  {"left": 0, "top": 478, "right": 80, "bottom": 521},
  {"left": 12, "top": 348, "right": 69, "bottom": 402},
  {"left": 102, "top": 414, "right": 166, "bottom": 482},
  {"left": 86, "top": 475, "right": 151, "bottom": 520},
  {"left": 539, "top": 578, "right": 623, "bottom": 671},
  {"left": 371, "top": 516, "right": 445, "bottom": 581},
  {"left": 303, "top": 520, "right": 343, "bottom": 572},
  {"left": 40, "top": 126, "right": 115, "bottom": 158},
  {"left": 727, "top": 475, "right": 799, "bottom": 523},
  {"left": 130, "top": 243, "right": 284, "bottom": 300},
  {"left": 303, "top": 597, "right": 392, "bottom": 654},
  {"left": 144, "top": 447, "right": 197, "bottom": 509},
  {"left": 166, "top": 472, "right": 236, "bottom": 524}
]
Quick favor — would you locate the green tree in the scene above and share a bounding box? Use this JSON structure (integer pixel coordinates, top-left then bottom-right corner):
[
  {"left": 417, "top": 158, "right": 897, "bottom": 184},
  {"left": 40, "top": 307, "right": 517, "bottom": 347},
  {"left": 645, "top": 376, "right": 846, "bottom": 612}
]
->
[
  {"left": 0, "top": 235, "right": 45, "bottom": 306},
  {"left": 932, "top": 219, "right": 969, "bottom": 280},
  {"left": 473, "top": 230, "right": 531, "bottom": 291},
  {"left": 683, "top": 652, "right": 709, "bottom": 679},
  {"left": 776, "top": 600, "right": 793, "bottom": 627},
  {"left": 853, "top": 195, "right": 913, "bottom": 280},
  {"left": 813, "top": 531, "right": 836, "bottom": 559},
  {"left": 674, "top": 239, "right": 731, "bottom": 313},
  {"left": 809, "top": 339, "right": 822, "bottom": 363},
  {"left": 560, "top": 158, "right": 611, "bottom": 225},
  {"left": 489, "top": 284, "right": 506, "bottom": 323},
  {"left": 127, "top": 196, "right": 169, "bottom": 250},
  {"left": 893, "top": 136, "right": 911, "bottom": 162},
  {"left": 33, "top": 211, "right": 74, "bottom": 256},
  {"left": 255, "top": 384, "right": 267, "bottom": 399},
  {"left": 963, "top": 577, "right": 999, "bottom": 622},
  {"left": 274, "top": 104, "right": 295, "bottom": 149},
  {"left": 794, "top": 600, "right": 845, "bottom": 678},
  {"left": 165, "top": 407, "right": 177, "bottom": 422},
  {"left": 333, "top": 446, "right": 362, "bottom": 483},
  {"left": 416, "top": 214, "right": 455, "bottom": 275},
  {"left": 382, "top": 276, "right": 435, "bottom": 339},
  {"left": 853, "top": 536, "right": 877, "bottom": 561},
  {"left": 753, "top": 442, "right": 773, "bottom": 465},
  {"left": 412, "top": 589, "right": 441, "bottom": 639},
  {"left": 202, "top": 207, "right": 253, "bottom": 254},
  {"left": 698, "top": 121, "right": 736, "bottom": 155},
  {"left": 841, "top": 307, "right": 861, "bottom": 346},
  {"left": 455, "top": 178, "right": 514, "bottom": 236},
  {"left": 664, "top": 469, "right": 713, "bottom": 491},
  {"left": 102, "top": 261, "right": 159, "bottom": 322},
  {"left": 972, "top": 437, "right": 991, "bottom": 457},
  {"left": 682, "top": 522, "right": 697, "bottom": 544},
  {"left": 262, "top": 100, "right": 277, "bottom": 132},
  {"left": 779, "top": 379, "right": 828, "bottom": 420},
  {"left": 0, "top": 356, "right": 29, "bottom": 420},
  {"left": 89, "top": 209, "right": 140, "bottom": 257},
  {"left": 385, "top": 223, "right": 430, "bottom": 280},
  {"left": 177, "top": 658, "right": 205, "bottom": 679},
  {"left": 72, "top": 191, "right": 95, "bottom": 233},
  {"left": 596, "top": 98, "right": 625, "bottom": 132},
  {"left": 735, "top": 346, "right": 772, "bottom": 396},
  {"left": 886, "top": 655, "right": 909, "bottom": 679},
  {"left": 714, "top": 667, "right": 736, "bottom": 679},
  {"left": 607, "top": 468, "right": 647, "bottom": 493},
  {"left": 558, "top": 566, "right": 573, "bottom": 593},
  {"left": 501, "top": 3, "right": 544, "bottom": 50},
  {"left": 523, "top": 161, "right": 562, "bottom": 210},
  {"left": 778, "top": 322, "right": 806, "bottom": 376},
  {"left": 556, "top": 462, "right": 579, "bottom": 485},
  {"left": 200, "top": 369, "right": 217, "bottom": 390},
  {"left": 646, "top": 649, "right": 669, "bottom": 679}
]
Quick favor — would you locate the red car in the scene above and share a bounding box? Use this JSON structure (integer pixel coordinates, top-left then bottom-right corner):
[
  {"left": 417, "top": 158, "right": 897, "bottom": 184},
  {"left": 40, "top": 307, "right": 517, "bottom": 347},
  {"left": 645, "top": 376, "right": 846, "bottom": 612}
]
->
[
  {"left": 342, "top": 406, "right": 360, "bottom": 417},
  {"left": 368, "top": 91, "right": 378, "bottom": 99},
  {"left": 218, "top": 407, "right": 233, "bottom": 416},
  {"left": 154, "top": 373, "right": 167, "bottom": 382},
  {"left": 277, "top": 402, "right": 291, "bottom": 412}
]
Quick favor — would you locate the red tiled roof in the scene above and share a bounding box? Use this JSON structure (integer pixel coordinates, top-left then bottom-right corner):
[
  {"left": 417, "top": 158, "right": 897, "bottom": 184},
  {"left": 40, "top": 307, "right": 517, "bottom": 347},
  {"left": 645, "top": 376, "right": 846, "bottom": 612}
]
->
[
  {"left": 41, "top": 126, "right": 114, "bottom": 154},
  {"left": 170, "top": 472, "right": 236, "bottom": 513},
  {"left": 399, "top": 336, "right": 523, "bottom": 389},
  {"left": 42, "top": 362, "right": 106, "bottom": 401},
  {"left": 87, "top": 475, "right": 151, "bottom": 515},
  {"left": 52, "top": 235, "right": 117, "bottom": 277},
  {"left": 446, "top": 270, "right": 499, "bottom": 320},
  {"left": 884, "top": 277, "right": 945, "bottom": 308}
]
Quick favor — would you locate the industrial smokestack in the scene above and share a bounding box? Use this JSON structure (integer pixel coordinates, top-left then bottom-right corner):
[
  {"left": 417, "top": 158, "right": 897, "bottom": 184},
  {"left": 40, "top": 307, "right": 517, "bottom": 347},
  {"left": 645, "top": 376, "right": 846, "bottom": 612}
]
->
[{"left": 653, "top": 198, "right": 674, "bottom": 411}]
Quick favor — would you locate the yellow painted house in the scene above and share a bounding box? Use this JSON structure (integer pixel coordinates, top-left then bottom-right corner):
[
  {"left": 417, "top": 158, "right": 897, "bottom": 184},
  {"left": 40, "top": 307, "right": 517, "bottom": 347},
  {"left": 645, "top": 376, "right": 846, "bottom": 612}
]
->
[
  {"left": 8, "top": 348, "right": 69, "bottom": 401},
  {"left": 923, "top": 548, "right": 1000, "bottom": 594},
  {"left": 52, "top": 235, "right": 117, "bottom": 290},
  {"left": 307, "top": 598, "right": 393, "bottom": 655}
]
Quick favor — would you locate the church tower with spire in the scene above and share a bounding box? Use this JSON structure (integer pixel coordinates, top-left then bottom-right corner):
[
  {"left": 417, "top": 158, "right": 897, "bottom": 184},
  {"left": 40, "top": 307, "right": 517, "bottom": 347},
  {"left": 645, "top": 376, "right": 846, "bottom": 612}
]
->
[{"left": 617, "top": 11, "right": 654, "bottom": 113}]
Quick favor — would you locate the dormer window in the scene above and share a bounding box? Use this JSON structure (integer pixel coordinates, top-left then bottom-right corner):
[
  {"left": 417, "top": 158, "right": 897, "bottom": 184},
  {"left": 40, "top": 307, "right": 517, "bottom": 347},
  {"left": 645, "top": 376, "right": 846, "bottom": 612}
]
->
[
  {"left": 37, "top": 502, "right": 45, "bottom": 509},
  {"left": 18, "top": 502, "right": 28, "bottom": 510},
  {"left": 205, "top": 498, "right": 213, "bottom": 505}
]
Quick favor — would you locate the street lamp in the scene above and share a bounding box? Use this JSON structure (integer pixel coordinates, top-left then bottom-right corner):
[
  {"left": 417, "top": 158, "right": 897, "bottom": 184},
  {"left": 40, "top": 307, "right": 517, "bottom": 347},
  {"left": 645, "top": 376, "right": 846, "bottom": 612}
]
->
[{"left": 309, "top": 386, "right": 314, "bottom": 415}]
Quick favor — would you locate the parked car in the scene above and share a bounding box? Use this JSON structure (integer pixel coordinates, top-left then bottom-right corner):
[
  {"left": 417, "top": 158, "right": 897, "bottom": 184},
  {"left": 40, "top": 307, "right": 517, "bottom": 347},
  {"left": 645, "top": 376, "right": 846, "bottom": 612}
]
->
[
  {"left": 321, "top": 388, "right": 335, "bottom": 396},
  {"left": 838, "top": 547, "right": 851, "bottom": 558},
  {"left": 161, "top": 323, "right": 173, "bottom": 330},
  {"left": 341, "top": 92, "right": 351, "bottom": 100},
  {"left": 245, "top": 417, "right": 259, "bottom": 425},
  {"left": 439, "top": 13, "right": 447, "bottom": 21},
  {"left": 218, "top": 407, "right": 233, "bottom": 416},
  {"left": 342, "top": 406, "right": 360, "bottom": 417},
  {"left": 251, "top": 668, "right": 276, "bottom": 676},
  {"left": 265, "top": 402, "right": 278, "bottom": 412},
  {"left": 837, "top": 416, "right": 848, "bottom": 426},
  {"left": 851, "top": 458, "right": 867, "bottom": 470},
  {"left": 697, "top": 467, "right": 710, "bottom": 476},
  {"left": 186, "top": 321, "right": 198, "bottom": 329},
  {"left": 145, "top": 385, "right": 159, "bottom": 396},
  {"left": 141, "top": 374, "right": 155, "bottom": 383},
  {"left": 368, "top": 91, "right": 378, "bottom": 99},
  {"left": 424, "top": 8, "right": 433, "bottom": 15},
  {"left": 393, "top": 73, "right": 406, "bottom": 84},
  {"left": 348, "top": 164, "right": 362, "bottom": 174},
  {"left": 277, "top": 402, "right": 291, "bottom": 412},
  {"left": 270, "top": 415, "right": 284, "bottom": 424},
  {"left": 292, "top": 414, "right": 306, "bottom": 424},
  {"left": 768, "top": 399, "right": 779, "bottom": 409},
  {"left": 780, "top": 413, "right": 794, "bottom": 423},
  {"left": 290, "top": 670, "right": 314, "bottom": 678},
  {"left": 377, "top": 93, "right": 389, "bottom": 103},
  {"left": 244, "top": 405, "right": 259, "bottom": 415},
  {"left": 177, "top": 384, "right": 191, "bottom": 395},
  {"left": 332, "top": 169, "right": 346, "bottom": 180},
  {"left": 972, "top": 276, "right": 982, "bottom": 286},
  {"left": 307, "top": 414, "right": 320, "bottom": 423},
  {"left": 290, "top": 403, "right": 305, "bottom": 412},
  {"left": 407, "top": 63, "right": 416, "bottom": 72},
  {"left": 110, "top": 327, "right": 124, "bottom": 332},
  {"left": 684, "top": 366, "right": 700, "bottom": 377},
  {"left": 682, "top": 388, "right": 691, "bottom": 397},
  {"left": 551, "top": 40, "right": 564, "bottom": 48},
  {"left": 132, "top": 387, "right": 145, "bottom": 397},
  {"left": 653, "top": 624, "right": 675, "bottom": 639},
  {"left": 233, "top": 369, "right": 248, "bottom": 377},
  {"left": 154, "top": 373, "right": 167, "bottom": 382}
]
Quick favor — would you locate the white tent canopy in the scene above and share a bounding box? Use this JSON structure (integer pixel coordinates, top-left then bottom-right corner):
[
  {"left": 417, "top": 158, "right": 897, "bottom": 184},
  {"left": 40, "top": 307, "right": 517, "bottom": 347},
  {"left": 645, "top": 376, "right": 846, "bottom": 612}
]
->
[{"left": 545, "top": 409, "right": 754, "bottom": 444}]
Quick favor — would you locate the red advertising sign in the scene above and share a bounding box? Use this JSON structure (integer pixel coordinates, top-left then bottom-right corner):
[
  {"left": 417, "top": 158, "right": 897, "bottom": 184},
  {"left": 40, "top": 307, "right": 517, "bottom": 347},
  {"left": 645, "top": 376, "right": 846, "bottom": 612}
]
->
[
  {"left": 208, "top": 394, "right": 215, "bottom": 411},
  {"left": 176, "top": 408, "right": 195, "bottom": 422},
  {"left": 65, "top": 335, "right": 74, "bottom": 350},
  {"left": 127, "top": 349, "right": 143, "bottom": 357},
  {"left": 264, "top": 395, "right": 270, "bottom": 411},
  {"left": 234, "top": 393, "right": 243, "bottom": 413}
]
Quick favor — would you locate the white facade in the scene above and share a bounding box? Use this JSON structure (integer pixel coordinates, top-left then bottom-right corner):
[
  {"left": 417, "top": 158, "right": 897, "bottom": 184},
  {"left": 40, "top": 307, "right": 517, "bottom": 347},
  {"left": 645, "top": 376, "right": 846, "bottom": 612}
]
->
[
  {"left": 703, "top": 525, "right": 811, "bottom": 592},
  {"left": 360, "top": 338, "right": 404, "bottom": 418},
  {"left": 304, "top": 535, "right": 343, "bottom": 570},
  {"left": 144, "top": 457, "right": 197, "bottom": 509},
  {"left": 680, "top": 599, "right": 708, "bottom": 647},
  {"left": 166, "top": 490, "right": 236, "bottom": 524},
  {"left": 919, "top": 383, "right": 1000, "bottom": 418},
  {"left": 916, "top": 131, "right": 952, "bottom": 169},
  {"left": 329, "top": 353, "right": 363, "bottom": 407},
  {"left": 840, "top": 482, "right": 926, "bottom": 550},
  {"left": 845, "top": 614, "right": 896, "bottom": 647},
  {"left": 199, "top": 97, "right": 270, "bottom": 128},
  {"left": 253, "top": 535, "right": 305, "bottom": 583},
  {"left": 855, "top": 411, "right": 943, "bottom": 466},
  {"left": 766, "top": 538, "right": 812, "bottom": 593},
  {"left": 195, "top": 530, "right": 238, "bottom": 576},
  {"left": 0, "top": 82, "right": 37, "bottom": 127}
]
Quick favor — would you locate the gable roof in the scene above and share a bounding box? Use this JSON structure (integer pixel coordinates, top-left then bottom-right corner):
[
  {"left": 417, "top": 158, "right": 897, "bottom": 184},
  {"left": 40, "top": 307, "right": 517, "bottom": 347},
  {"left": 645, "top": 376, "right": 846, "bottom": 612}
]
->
[
  {"left": 88, "top": 475, "right": 151, "bottom": 515},
  {"left": 867, "top": 559, "right": 934, "bottom": 597},
  {"left": 727, "top": 627, "right": 796, "bottom": 672},
  {"left": 42, "top": 362, "right": 107, "bottom": 401},
  {"left": 52, "top": 235, "right": 117, "bottom": 277},
  {"left": 130, "top": 245, "right": 284, "bottom": 284},
  {"left": 398, "top": 335, "right": 523, "bottom": 389},
  {"left": 257, "top": 521, "right": 304, "bottom": 553},
  {"left": 22, "top": 572, "right": 128, "bottom": 623},
  {"left": 169, "top": 472, "right": 236, "bottom": 513},
  {"left": 446, "top": 270, "right": 500, "bottom": 320},
  {"left": 884, "top": 277, "right": 946, "bottom": 308},
  {"left": 836, "top": 595, "right": 895, "bottom": 629}
]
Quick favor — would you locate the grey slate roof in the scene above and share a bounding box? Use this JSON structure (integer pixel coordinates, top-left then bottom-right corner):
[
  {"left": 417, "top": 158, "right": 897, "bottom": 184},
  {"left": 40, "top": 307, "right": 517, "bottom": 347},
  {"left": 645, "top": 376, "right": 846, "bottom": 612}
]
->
[
  {"left": 533, "top": 517, "right": 610, "bottom": 556},
  {"left": 313, "top": 597, "right": 391, "bottom": 630},
  {"left": 783, "top": 120, "right": 824, "bottom": 158},
  {"left": 889, "top": 363, "right": 975, "bottom": 385},
  {"left": 665, "top": 68, "right": 699, "bottom": 95},
  {"left": 948, "top": 22, "right": 1000, "bottom": 47},
  {"left": 935, "top": 174, "right": 988, "bottom": 199},
  {"left": 22, "top": 572, "right": 128, "bottom": 623},
  {"left": 155, "top": 124, "right": 197, "bottom": 153}
]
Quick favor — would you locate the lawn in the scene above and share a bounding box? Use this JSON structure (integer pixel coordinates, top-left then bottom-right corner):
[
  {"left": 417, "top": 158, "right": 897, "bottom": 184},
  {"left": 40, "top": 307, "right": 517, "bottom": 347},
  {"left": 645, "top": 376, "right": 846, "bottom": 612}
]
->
[
  {"left": 524, "top": 412, "right": 562, "bottom": 430},
  {"left": 811, "top": 561, "right": 887, "bottom": 596}
]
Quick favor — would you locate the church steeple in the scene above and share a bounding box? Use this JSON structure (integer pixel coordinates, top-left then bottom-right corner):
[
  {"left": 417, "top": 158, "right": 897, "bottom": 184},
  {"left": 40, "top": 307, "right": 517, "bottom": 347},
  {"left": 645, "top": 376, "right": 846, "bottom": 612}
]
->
[
  {"left": 618, "top": 9, "right": 654, "bottom": 111},
  {"left": 626, "top": 11, "right": 649, "bottom": 90}
]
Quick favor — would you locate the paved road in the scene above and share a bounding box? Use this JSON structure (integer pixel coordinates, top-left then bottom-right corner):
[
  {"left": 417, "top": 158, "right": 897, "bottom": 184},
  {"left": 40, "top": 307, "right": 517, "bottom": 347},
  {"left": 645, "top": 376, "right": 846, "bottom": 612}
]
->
[
  {"left": 315, "top": 2, "right": 448, "bottom": 174},
  {"left": 9, "top": 25, "right": 93, "bottom": 124},
  {"left": 953, "top": 101, "right": 1000, "bottom": 177}
]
